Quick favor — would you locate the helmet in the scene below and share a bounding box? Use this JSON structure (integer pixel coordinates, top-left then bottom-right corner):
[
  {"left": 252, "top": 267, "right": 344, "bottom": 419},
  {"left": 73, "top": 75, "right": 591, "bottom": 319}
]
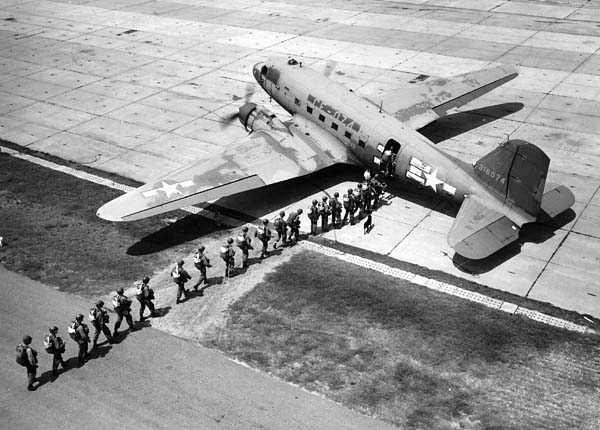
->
[
  {"left": 279, "top": 211, "right": 285, "bottom": 216},
  {"left": 117, "top": 287, "right": 124, "bottom": 295},
  {"left": 22, "top": 335, "right": 32, "bottom": 344},
  {"left": 312, "top": 199, "right": 317, "bottom": 205},
  {"left": 198, "top": 245, "right": 205, "bottom": 252},
  {"left": 242, "top": 226, "right": 248, "bottom": 232},
  {"left": 49, "top": 326, "right": 58, "bottom": 333},
  {"left": 96, "top": 300, "right": 104, "bottom": 308},
  {"left": 227, "top": 238, "right": 234, "bottom": 244},
  {"left": 297, "top": 208, "right": 303, "bottom": 214},
  {"left": 357, "top": 183, "right": 362, "bottom": 189},
  {"left": 76, "top": 314, "right": 84, "bottom": 322},
  {"left": 263, "top": 219, "right": 269, "bottom": 225},
  {"left": 334, "top": 192, "right": 339, "bottom": 197},
  {"left": 178, "top": 259, "right": 184, "bottom": 266},
  {"left": 143, "top": 276, "right": 150, "bottom": 283},
  {"left": 322, "top": 196, "right": 327, "bottom": 201}
]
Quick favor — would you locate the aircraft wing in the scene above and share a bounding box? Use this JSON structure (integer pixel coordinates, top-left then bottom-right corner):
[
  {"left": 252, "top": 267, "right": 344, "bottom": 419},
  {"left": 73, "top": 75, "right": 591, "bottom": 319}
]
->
[
  {"left": 367, "top": 64, "right": 518, "bottom": 130},
  {"left": 447, "top": 196, "right": 520, "bottom": 259},
  {"left": 97, "top": 117, "right": 356, "bottom": 222}
]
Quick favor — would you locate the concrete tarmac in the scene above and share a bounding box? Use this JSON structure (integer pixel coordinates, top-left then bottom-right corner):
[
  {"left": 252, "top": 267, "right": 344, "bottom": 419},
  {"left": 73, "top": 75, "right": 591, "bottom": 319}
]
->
[
  {"left": 0, "top": 265, "right": 394, "bottom": 430},
  {"left": 0, "top": 3, "right": 599, "bottom": 313}
]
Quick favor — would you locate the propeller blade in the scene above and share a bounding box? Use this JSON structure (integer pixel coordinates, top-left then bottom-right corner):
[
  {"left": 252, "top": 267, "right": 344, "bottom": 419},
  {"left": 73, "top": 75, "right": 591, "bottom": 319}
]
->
[{"left": 323, "top": 59, "right": 337, "bottom": 78}]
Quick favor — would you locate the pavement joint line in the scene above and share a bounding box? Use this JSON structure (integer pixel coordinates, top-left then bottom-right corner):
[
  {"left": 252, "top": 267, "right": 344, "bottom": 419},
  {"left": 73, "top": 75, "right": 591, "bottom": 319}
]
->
[
  {"left": 1, "top": 144, "right": 595, "bottom": 336},
  {"left": 298, "top": 240, "right": 596, "bottom": 336}
]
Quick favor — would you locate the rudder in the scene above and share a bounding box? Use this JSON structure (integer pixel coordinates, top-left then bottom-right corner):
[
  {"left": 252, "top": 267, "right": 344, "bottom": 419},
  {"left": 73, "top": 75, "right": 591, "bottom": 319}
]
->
[{"left": 473, "top": 139, "right": 549, "bottom": 215}]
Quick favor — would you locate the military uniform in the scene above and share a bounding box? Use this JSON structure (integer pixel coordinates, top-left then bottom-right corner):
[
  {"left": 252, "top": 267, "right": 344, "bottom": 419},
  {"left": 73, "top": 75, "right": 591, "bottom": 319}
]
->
[
  {"left": 68, "top": 315, "right": 90, "bottom": 366},
  {"left": 136, "top": 277, "right": 156, "bottom": 321},
  {"left": 330, "top": 192, "right": 342, "bottom": 229},
  {"left": 221, "top": 239, "right": 236, "bottom": 278},
  {"left": 44, "top": 327, "right": 67, "bottom": 376},
  {"left": 16, "top": 336, "right": 38, "bottom": 391},
  {"left": 370, "top": 175, "right": 385, "bottom": 209},
  {"left": 286, "top": 209, "right": 303, "bottom": 243},
  {"left": 237, "top": 227, "right": 253, "bottom": 268},
  {"left": 90, "top": 301, "right": 113, "bottom": 348},
  {"left": 319, "top": 196, "right": 331, "bottom": 233},
  {"left": 308, "top": 200, "right": 319, "bottom": 235},
  {"left": 112, "top": 288, "right": 136, "bottom": 336},
  {"left": 193, "top": 248, "right": 211, "bottom": 289},
  {"left": 342, "top": 190, "right": 356, "bottom": 225},
  {"left": 255, "top": 220, "right": 272, "bottom": 258},
  {"left": 273, "top": 212, "right": 287, "bottom": 248},
  {"left": 172, "top": 260, "right": 191, "bottom": 304}
]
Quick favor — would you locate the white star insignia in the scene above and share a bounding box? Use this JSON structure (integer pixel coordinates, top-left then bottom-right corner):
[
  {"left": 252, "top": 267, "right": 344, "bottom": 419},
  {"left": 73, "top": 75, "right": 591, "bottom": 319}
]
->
[
  {"left": 156, "top": 181, "right": 182, "bottom": 198},
  {"left": 423, "top": 168, "right": 443, "bottom": 192}
]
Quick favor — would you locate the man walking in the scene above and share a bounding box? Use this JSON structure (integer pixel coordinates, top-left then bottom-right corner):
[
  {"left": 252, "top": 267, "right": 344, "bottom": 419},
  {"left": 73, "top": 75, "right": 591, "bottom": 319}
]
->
[
  {"left": 221, "top": 238, "right": 236, "bottom": 278},
  {"left": 318, "top": 196, "right": 331, "bottom": 233},
  {"left": 16, "top": 335, "right": 38, "bottom": 391},
  {"left": 43, "top": 326, "right": 67, "bottom": 377},
  {"left": 192, "top": 246, "right": 211, "bottom": 290},
  {"left": 330, "top": 192, "right": 342, "bottom": 229},
  {"left": 273, "top": 211, "right": 287, "bottom": 248},
  {"left": 308, "top": 200, "right": 319, "bottom": 235},
  {"left": 237, "top": 226, "right": 253, "bottom": 269},
  {"left": 255, "top": 219, "right": 272, "bottom": 258},
  {"left": 68, "top": 314, "right": 90, "bottom": 366},
  {"left": 172, "top": 260, "right": 191, "bottom": 304},
  {"left": 90, "top": 300, "right": 113, "bottom": 349},
  {"left": 136, "top": 277, "right": 156, "bottom": 321},
  {"left": 112, "top": 287, "right": 136, "bottom": 337}
]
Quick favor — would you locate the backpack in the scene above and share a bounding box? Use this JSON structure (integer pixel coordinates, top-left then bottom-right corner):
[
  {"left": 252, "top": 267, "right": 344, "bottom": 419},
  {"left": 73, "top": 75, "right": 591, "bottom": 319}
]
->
[
  {"left": 112, "top": 294, "right": 121, "bottom": 310},
  {"left": 15, "top": 344, "right": 27, "bottom": 366},
  {"left": 44, "top": 334, "right": 55, "bottom": 353},
  {"left": 135, "top": 282, "right": 144, "bottom": 298},
  {"left": 88, "top": 308, "right": 97, "bottom": 321},
  {"left": 171, "top": 266, "right": 181, "bottom": 282},
  {"left": 147, "top": 288, "right": 155, "bottom": 300},
  {"left": 274, "top": 217, "right": 284, "bottom": 230},
  {"left": 220, "top": 245, "right": 229, "bottom": 259},
  {"left": 343, "top": 195, "right": 350, "bottom": 209},
  {"left": 236, "top": 234, "right": 245, "bottom": 247},
  {"left": 68, "top": 321, "right": 81, "bottom": 341}
]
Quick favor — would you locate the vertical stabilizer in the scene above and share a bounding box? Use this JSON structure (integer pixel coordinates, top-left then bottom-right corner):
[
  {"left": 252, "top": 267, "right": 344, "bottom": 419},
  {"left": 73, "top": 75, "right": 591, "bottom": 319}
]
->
[{"left": 473, "top": 139, "right": 549, "bottom": 215}]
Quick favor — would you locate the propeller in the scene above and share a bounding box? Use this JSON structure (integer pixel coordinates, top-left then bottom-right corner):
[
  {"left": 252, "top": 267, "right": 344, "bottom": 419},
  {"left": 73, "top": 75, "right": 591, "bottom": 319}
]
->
[{"left": 220, "top": 82, "right": 256, "bottom": 128}]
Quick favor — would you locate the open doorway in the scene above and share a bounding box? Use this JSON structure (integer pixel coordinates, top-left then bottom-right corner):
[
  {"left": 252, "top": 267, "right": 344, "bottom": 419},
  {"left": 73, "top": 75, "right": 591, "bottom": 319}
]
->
[{"left": 380, "top": 139, "right": 401, "bottom": 179}]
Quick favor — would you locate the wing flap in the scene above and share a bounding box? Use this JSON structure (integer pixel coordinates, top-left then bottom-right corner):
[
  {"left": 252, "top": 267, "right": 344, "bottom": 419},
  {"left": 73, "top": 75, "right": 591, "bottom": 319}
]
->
[
  {"left": 368, "top": 64, "right": 518, "bottom": 130},
  {"left": 448, "top": 196, "right": 520, "bottom": 259}
]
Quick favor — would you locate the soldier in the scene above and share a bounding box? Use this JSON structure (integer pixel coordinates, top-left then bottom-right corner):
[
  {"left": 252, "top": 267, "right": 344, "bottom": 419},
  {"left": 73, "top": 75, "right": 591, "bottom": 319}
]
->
[
  {"left": 342, "top": 189, "right": 356, "bottom": 226},
  {"left": 380, "top": 147, "right": 394, "bottom": 178},
  {"left": 43, "top": 326, "right": 67, "bottom": 377},
  {"left": 89, "top": 300, "right": 113, "bottom": 349},
  {"left": 308, "top": 199, "right": 319, "bottom": 235},
  {"left": 354, "top": 183, "right": 364, "bottom": 220},
  {"left": 330, "top": 192, "right": 342, "bottom": 229},
  {"left": 16, "top": 335, "right": 38, "bottom": 391},
  {"left": 171, "top": 260, "right": 191, "bottom": 304},
  {"left": 112, "top": 287, "right": 136, "bottom": 337},
  {"left": 318, "top": 196, "right": 331, "bottom": 233},
  {"left": 255, "top": 219, "right": 272, "bottom": 258},
  {"left": 287, "top": 209, "right": 303, "bottom": 244},
  {"left": 136, "top": 277, "right": 156, "bottom": 321},
  {"left": 221, "top": 238, "right": 236, "bottom": 278},
  {"left": 237, "top": 226, "right": 253, "bottom": 269},
  {"left": 192, "top": 246, "right": 211, "bottom": 290},
  {"left": 360, "top": 181, "right": 372, "bottom": 213},
  {"left": 364, "top": 169, "right": 371, "bottom": 182},
  {"left": 67, "top": 314, "right": 90, "bottom": 366},
  {"left": 273, "top": 211, "right": 287, "bottom": 249},
  {"left": 370, "top": 173, "right": 385, "bottom": 209}
]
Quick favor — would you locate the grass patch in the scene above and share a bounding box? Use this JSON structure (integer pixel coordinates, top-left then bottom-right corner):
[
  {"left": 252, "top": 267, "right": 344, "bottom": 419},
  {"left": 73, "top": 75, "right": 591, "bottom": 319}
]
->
[
  {"left": 0, "top": 151, "right": 221, "bottom": 296},
  {"left": 209, "top": 250, "right": 600, "bottom": 429}
]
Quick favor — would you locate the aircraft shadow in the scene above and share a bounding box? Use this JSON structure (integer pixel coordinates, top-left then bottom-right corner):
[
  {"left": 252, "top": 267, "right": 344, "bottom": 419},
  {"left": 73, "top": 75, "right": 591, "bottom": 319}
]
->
[
  {"left": 127, "top": 164, "right": 363, "bottom": 255},
  {"left": 451, "top": 208, "right": 576, "bottom": 274},
  {"left": 419, "top": 103, "right": 524, "bottom": 144}
]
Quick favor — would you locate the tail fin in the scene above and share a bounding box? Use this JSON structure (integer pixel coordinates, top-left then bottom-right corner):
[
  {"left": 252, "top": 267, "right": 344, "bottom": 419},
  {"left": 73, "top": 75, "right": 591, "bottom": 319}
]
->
[{"left": 473, "top": 139, "right": 549, "bottom": 215}]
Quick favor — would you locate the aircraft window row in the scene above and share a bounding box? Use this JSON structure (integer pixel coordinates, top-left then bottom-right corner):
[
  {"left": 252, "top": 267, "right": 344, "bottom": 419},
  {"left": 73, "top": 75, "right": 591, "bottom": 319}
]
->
[
  {"left": 306, "top": 105, "right": 360, "bottom": 147},
  {"left": 331, "top": 122, "right": 338, "bottom": 131}
]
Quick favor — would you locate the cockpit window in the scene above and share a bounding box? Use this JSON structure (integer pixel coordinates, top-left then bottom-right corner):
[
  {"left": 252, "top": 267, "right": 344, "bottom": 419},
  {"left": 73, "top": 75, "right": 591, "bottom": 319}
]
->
[{"left": 264, "top": 66, "right": 280, "bottom": 85}]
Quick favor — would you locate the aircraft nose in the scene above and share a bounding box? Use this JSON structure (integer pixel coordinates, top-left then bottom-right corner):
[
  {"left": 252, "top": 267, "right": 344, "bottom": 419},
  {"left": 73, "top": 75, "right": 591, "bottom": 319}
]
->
[{"left": 253, "top": 62, "right": 265, "bottom": 83}]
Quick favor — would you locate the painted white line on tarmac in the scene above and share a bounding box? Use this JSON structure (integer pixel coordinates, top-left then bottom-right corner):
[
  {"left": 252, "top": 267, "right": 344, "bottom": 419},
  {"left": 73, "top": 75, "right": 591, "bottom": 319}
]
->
[{"left": 2, "top": 145, "right": 594, "bottom": 335}]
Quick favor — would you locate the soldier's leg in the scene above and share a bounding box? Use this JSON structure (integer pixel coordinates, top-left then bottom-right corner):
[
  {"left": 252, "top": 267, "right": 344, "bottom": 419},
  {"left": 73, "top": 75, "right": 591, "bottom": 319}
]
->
[
  {"left": 27, "top": 365, "right": 36, "bottom": 390},
  {"left": 125, "top": 311, "right": 135, "bottom": 331},
  {"left": 176, "top": 283, "right": 184, "bottom": 303},
  {"left": 139, "top": 300, "right": 146, "bottom": 320},
  {"left": 242, "top": 251, "right": 248, "bottom": 268},
  {"left": 78, "top": 342, "right": 86, "bottom": 365},
  {"left": 200, "top": 267, "right": 207, "bottom": 286},
  {"left": 113, "top": 313, "right": 123, "bottom": 336},
  {"left": 102, "top": 324, "right": 113, "bottom": 342},
  {"left": 92, "top": 323, "right": 101, "bottom": 348},
  {"left": 52, "top": 352, "right": 60, "bottom": 374},
  {"left": 147, "top": 299, "right": 156, "bottom": 317}
]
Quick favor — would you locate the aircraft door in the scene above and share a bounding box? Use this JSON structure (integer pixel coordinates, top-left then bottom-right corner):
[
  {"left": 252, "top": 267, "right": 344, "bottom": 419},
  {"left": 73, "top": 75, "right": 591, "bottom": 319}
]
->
[{"left": 380, "top": 139, "right": 401, "bottom": 179}]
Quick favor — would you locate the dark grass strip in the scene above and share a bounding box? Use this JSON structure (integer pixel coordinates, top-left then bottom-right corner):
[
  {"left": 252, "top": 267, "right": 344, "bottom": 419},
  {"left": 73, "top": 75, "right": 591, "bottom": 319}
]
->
[{"left": 210, "top": 250, "right": 600, "bottom": 429}]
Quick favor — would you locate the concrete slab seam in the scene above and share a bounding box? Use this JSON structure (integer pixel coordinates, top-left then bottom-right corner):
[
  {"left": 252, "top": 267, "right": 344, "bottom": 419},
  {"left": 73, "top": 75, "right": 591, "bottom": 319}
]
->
[
  {"left": 1, "top": 144, "right": 594, "bottom": 336},
  {"left": 298, "top": 241, "right": 594, "bottom": 336}
]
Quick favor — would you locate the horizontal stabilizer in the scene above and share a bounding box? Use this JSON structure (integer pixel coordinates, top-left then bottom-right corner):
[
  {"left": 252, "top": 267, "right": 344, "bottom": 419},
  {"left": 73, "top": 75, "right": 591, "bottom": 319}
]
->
[
  {"left": 539, "top": 183, "right": 575, "bottom": 219},
  {"left": 448, "top": 196, "right": 520, "bottom": 259}
]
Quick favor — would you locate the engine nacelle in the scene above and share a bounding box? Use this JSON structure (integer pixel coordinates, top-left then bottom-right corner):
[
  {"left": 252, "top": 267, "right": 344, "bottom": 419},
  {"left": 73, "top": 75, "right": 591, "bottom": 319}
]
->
[{"left": 239, "top": 103, "right": 285, "bottom": 133}]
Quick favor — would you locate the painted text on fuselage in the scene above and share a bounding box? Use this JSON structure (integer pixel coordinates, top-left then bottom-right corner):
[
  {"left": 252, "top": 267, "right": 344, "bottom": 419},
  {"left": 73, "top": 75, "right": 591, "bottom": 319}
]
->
[{"left": 307, "top": 94, "right": 361, "bottom": 132}]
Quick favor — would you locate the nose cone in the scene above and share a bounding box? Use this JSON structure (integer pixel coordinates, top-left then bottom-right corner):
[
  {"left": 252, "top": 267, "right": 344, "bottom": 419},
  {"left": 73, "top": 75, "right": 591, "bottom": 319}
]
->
[{"left": 253, "top": 62, "right": 265, "bottom": 83}]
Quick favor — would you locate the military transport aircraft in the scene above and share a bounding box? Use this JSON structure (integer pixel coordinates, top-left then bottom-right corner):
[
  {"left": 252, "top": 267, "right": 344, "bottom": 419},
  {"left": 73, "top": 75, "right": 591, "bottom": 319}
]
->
[{"left": 97, "top": 57, "right": 574, "bottom": 259}]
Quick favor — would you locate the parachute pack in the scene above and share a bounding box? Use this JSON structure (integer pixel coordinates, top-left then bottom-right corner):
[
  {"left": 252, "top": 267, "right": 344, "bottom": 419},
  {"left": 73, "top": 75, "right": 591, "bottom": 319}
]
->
[
  {"left": 68, "top": 321, "right": 80, "bottom": 341},
  {"left": 15, "top": 344, "right": 27, "bottom": 366}
]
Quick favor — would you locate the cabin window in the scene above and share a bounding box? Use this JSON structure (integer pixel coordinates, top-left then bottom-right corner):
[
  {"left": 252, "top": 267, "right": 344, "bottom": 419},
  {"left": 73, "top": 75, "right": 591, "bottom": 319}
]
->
[
  {"left": 319, "top": 114, "right": 325, "bottom": 122},
  {"left": 307, "top": 106, "right": 313, "bottom": 114},
  {"left": 331, "top": 122, "right": 338, "bottom": 131},
  {"left": 344, "top": 131, "right": 352, "bottom": 139},
  {"left": 358, "top": 139, "right": 366, "bottom": 148},
  {"left": 376, "top": 144, "right": 385, "bottom": 152}
]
